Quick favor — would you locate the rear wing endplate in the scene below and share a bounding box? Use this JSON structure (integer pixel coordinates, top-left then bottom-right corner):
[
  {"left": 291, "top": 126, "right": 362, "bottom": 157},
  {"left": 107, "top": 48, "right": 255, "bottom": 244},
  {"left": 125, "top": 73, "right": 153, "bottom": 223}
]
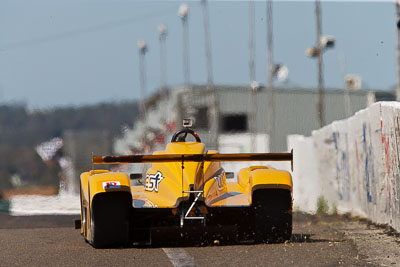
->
[{"left": 93, "top": 150, "right": 294, "bottom": 171}]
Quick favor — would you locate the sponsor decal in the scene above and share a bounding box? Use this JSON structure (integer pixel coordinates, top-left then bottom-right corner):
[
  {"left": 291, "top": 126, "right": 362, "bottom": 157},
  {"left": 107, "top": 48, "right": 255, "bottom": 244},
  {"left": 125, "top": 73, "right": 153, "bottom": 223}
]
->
[
  {"left": 145, "top": 171, "right": 164, "bottom": 192},
  {"left": 213, "top": 172, "right": 225, "bottom": 190},
  {"left": 144, "top": 199, "right": 158, "bottom": 208},
  {"left": 132, "top": 199, "right": 158, "bottom": 208},
  {"left": 102, "top": 181, "right": 121, "bottom": 189}
]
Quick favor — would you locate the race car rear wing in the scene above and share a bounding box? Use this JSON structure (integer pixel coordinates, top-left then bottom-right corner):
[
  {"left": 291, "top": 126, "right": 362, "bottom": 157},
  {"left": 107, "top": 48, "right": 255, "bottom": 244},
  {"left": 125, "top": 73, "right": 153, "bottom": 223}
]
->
[{"left": 93, "top": 150, "right": 294, "bottom": 171}]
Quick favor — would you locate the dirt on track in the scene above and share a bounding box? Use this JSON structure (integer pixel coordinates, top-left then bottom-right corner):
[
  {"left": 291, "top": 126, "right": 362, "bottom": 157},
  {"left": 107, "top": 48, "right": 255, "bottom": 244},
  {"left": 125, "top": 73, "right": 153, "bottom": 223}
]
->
[
  {"left": 0, "top": 212, "right": 399, "bottom": 267},
  {"left": 0, "top": 186, "right": 58, "bottom": 200}
]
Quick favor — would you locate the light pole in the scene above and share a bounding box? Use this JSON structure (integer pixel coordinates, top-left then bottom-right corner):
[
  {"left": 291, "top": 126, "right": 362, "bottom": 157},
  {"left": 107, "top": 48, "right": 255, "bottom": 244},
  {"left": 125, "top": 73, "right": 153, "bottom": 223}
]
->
[
  {"left": 137, "top": 40, "right": 148, "bottom": 119},
  {"left": 201, "top": 0, "right": 213, "bottom": 89},
  {"left": 158, "top": 24, "right": 168, "bottom": 94},
  {"left": 306, "top": 0, "right": 334, "bottom": 128},
  {"left": 137, "top": 40, "right": 148, "bottom": 151},
  {"left": 265, "top": 0, "right": 289, "bottom": 152},
  {"left": 266, "top": 0, "right": 274, "bottom": 152},
  {"left": 178, "top": 3, "right": 190, "bottom": 89},
  {"left": 249, "top": 0, "right": 256, "bottom": 152},
  {"left": 158, "top": 24, "right": 168, "bottom": 130},
  {"left": 396, "top": 0, "right": 400, "bottom": 101},
  {"left": 339, "top": 53, "right": 361, "bottom": 118},
  {"left": 315, "top": 0, "right": 324, "bottom": 128},
  {"left": 201, "top": 0, "right": 219, "bottom": 149},
  {"left": 339, "top": 52, "right": 351, "bottom": 118}
]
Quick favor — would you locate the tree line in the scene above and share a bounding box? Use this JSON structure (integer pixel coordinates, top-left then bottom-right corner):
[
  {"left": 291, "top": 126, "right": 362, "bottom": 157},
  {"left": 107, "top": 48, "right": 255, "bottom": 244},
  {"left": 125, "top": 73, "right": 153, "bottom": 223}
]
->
[{"left": 0, "top": 101, "right": 139, "bottom": 190}]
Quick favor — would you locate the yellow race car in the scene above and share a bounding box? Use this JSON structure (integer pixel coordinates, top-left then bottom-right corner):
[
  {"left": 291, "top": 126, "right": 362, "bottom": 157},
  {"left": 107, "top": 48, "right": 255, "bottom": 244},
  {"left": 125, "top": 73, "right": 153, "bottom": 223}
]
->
[{"left": 77, "top": 121, "right": 293, "bottom": 248}]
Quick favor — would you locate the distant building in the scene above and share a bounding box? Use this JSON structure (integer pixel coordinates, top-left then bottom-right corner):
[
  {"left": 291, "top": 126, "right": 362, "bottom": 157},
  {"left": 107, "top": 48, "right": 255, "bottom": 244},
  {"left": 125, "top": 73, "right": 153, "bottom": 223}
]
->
[{"left": 115, "top": 85, "right": 391, "bottom": 154}]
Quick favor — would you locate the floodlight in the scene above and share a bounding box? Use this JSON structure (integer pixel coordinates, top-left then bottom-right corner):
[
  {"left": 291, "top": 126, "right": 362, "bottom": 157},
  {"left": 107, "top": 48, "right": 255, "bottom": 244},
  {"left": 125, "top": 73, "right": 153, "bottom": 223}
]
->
[
  {"left": 305, "top": 47, "right": 320, "bottom": 57},
  {"left": 137, "top": 40, "right": 147, "bottom": 53},
  {"left": 250, "top": 80, "right": 260, "bottom": 91},
  {"left": 345, "top": 74, "right": 361, "bottom": 90},
  {"left": 178, "top": 3, "right": 189, "bottom": 19},
  {"left": 276, "top": 65, "right": 289, "bottom": 82},
  {"left": 320, "top": 35, "right": 335, "bottom": 49},
  {"left": 158, "top": 24, "right": 167, "bottom": 36}
]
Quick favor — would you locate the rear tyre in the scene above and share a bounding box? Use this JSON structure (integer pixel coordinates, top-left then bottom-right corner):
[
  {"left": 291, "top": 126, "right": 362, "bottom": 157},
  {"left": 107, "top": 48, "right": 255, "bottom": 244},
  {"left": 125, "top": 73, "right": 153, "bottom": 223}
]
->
[
  {"left": 90, "top": 192, "right": 131, "bottom": 248},
  {"left": 79, "top": 184, "right": 88, "bottom": 239},
  {"left": 252, "top": 189, "right": 292, "bottom": 243}
]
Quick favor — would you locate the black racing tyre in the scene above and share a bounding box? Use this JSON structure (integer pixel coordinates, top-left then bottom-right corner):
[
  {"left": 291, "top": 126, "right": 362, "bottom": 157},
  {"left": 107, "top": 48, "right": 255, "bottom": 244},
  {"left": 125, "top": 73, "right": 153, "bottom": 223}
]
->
[
  {"left": 252, "top": 189, "right": 292, "bottom": 243},
  {"left": 90, "top": 192, "right": 131, "bottom": 248},
  {"left": 79, "top": 184, "right": 87, "bottom": 238}
]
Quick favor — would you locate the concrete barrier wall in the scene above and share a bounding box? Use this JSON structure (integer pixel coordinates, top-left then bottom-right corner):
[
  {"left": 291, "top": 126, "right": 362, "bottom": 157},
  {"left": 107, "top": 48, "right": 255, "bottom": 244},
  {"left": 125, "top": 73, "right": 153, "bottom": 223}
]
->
[
  {"left": 380, "top": 104, "right": 400, "bottom": 231},
  {"left": 288, "top": 135, "right": 320, "bottom": 213},
  {"left": 292, "top": 102, "right": 400, "bottom": 231}
]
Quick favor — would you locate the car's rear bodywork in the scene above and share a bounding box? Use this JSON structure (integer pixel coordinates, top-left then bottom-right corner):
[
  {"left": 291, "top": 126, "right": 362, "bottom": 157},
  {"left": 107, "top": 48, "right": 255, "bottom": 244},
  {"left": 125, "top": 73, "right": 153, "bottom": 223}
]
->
[{"left": 78, "top": 128, "right": 293, "bottom": 248}]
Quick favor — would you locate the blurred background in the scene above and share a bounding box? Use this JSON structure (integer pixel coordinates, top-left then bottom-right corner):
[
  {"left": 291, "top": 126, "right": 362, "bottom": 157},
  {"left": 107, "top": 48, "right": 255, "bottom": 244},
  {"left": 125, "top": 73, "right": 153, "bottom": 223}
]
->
[{"left": 0, "top": 0, "right": 398, "bottom": 215}]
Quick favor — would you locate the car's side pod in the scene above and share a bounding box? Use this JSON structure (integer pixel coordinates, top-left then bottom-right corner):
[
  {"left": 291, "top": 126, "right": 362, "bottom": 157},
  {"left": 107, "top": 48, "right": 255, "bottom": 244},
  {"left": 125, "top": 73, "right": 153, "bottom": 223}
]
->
[
  {"left": 249, "top": 167, "right": 292, "bottom": 192},
  {"left": 237, "top": 166, "right": 293, "bottom": 193}
]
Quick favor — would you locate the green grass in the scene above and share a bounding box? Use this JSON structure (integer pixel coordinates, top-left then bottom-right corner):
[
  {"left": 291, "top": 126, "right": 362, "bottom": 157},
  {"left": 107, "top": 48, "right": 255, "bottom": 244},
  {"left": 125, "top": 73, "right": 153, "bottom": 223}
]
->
[{"left": 316, "top": 196, "right": 329, "bottom": 215}]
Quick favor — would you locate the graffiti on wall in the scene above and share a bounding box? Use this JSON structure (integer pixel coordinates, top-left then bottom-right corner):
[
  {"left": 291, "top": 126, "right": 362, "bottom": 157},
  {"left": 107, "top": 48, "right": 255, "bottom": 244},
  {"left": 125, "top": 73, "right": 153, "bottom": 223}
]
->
[
  {"left": 363, "top": 122, "right": 376, "bottom": 204},
  {"left": 381, "top": 115, "right": 400, "bottom": 216},
  {"left": 381, "top": 118, "right": 392, "bottom": 210},
  {"left": 311, "top": 103, "right": 400, "bottom": 231},
  {"left": 395, "top": 116, "right": 400, "bottom": 225},
  {"left": 354, "top": 140, "right": 362, "bottom": 202},
  {"left": 332, "top": 131, "right": 350, "bottom": 201}
]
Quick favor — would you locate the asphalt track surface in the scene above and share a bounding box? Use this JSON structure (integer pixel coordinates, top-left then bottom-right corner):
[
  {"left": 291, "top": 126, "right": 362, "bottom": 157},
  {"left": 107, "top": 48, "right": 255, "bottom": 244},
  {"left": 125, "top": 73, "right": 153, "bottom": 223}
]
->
[{"left": 0, "top": 213, "right": 391, "bottom": 267}]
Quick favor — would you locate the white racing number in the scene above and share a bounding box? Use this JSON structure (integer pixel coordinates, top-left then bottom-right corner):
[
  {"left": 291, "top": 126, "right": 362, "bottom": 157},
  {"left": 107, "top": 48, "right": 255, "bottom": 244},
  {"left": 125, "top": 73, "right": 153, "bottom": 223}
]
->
[{"left": 145, "top": 171, "right": 164, "bottom": 192}]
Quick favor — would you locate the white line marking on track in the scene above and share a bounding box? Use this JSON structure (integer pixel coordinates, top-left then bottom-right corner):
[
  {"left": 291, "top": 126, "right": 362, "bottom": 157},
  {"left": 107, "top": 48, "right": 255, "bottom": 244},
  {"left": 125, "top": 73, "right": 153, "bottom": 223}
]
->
[{"left": 162, "top": 248, "right": 196, "bottom": 267}]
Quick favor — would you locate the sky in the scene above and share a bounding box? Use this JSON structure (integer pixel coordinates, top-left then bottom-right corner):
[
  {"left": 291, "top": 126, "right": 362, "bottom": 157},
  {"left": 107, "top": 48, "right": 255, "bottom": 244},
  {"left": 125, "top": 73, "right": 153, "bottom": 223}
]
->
[{"left": 0, "top": 0, "right": 397, "bottom": 109}]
